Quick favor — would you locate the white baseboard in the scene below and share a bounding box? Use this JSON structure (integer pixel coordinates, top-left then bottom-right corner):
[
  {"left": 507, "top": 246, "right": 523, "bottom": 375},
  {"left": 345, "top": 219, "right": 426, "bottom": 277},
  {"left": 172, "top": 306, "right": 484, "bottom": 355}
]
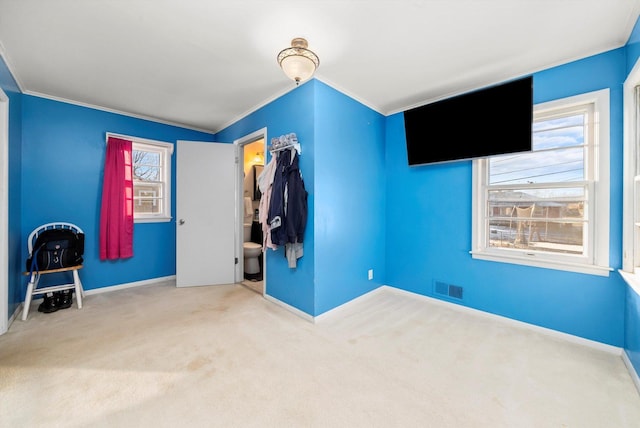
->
[
  {"left": 8, "top": 303, "right": 21, "bottom": 325},
  {"left": 315, "top": 284, "right": 622, "bottom": 356},
  {"left": 380, "top": 285, "right": 622, "bottom": 355},
  {"left": 83, "top": 275, "right": 176, "bottom": 296},
  {"left": 11, "top": 276, "right": 176, "bottom": 325},
  {"left": 264, "top": 294, "right": 315, "bottom": 322},
  {"left": 622, "top": 350, "right": 640, "bottom": 397},
  {"left": 313, "top": 286, "right": 388, "bottom": 323}
]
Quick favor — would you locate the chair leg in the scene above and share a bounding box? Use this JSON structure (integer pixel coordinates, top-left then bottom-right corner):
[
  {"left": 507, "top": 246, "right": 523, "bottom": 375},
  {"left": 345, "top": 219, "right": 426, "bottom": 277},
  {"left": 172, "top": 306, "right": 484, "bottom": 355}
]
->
[
  {"left": 21, "top": 273, "right": 39, "bottom": 321},
  {"left": 73, "top": 270, "right": 83, "bottom": 309}
]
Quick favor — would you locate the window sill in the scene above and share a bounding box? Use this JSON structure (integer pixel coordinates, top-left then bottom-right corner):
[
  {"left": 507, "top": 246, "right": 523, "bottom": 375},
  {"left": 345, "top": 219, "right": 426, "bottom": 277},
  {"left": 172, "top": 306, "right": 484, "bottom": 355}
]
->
[
  {"left": 619, "top": 270, "right": 640, "bottom": 296},
  {"left": 470, "top": 250, "right": 612, "bottom": 277},
  {"left": 134, "top": 216, "right": 172, "bottom": 224}
]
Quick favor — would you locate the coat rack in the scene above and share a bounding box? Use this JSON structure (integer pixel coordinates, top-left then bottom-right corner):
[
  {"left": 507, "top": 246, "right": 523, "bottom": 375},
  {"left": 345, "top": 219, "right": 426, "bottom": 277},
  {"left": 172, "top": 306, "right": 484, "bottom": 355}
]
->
[{"left": 268, "top": 133, "right": 301, "bottom": 155}]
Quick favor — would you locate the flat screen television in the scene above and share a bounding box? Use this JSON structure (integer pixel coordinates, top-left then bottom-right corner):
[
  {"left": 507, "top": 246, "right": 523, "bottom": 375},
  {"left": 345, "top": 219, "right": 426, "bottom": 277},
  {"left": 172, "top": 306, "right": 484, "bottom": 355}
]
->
[{"left": 403, "top": 76, "right": 533, "bottom": 166}]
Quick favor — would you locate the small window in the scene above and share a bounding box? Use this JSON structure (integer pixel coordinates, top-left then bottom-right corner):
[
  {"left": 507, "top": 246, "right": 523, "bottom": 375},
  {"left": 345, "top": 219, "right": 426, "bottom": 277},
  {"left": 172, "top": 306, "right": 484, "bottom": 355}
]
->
[
  {"left": 472, "top": 89, "right": 610, "bottom": 276},
  {"left": 131, "top": 138, "right": 173, "bottom": 223}
]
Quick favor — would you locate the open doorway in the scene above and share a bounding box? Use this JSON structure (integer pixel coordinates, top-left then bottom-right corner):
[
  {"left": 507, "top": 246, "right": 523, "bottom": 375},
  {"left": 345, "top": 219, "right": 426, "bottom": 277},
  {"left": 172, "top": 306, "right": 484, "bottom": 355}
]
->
[{"left": 235, "top": 129, "right": 267, "bottom": 295}]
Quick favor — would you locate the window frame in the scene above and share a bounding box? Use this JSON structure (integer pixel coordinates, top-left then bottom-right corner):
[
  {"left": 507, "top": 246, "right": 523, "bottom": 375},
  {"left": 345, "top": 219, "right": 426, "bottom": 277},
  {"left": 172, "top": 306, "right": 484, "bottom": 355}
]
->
[
  {"left": 621, "top": 60, "right": 640, "bottom": 290},
  {"left": 471, "top": 89, "right": 611, "bottom": 276},
  {"left": 107, "top": 133, "right": 174, "bottom": 223}
]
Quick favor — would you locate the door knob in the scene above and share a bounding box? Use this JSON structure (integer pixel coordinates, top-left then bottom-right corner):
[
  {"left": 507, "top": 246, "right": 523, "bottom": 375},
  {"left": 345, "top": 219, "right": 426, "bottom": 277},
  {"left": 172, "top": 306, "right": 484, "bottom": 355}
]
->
[{"left": 179, "top": 219, "right": 185, "bottom": 225}]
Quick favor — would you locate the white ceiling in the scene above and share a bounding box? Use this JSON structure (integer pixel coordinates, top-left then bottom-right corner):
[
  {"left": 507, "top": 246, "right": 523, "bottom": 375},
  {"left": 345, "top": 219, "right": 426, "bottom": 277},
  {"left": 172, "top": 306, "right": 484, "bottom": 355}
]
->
[{"left": 1, "top": 0, "right": 639, "bottom": 133}]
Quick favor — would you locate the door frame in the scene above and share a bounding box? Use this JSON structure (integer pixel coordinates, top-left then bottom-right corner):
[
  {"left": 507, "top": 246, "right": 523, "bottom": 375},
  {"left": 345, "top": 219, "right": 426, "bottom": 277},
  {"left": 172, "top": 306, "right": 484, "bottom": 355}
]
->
[
  {"left": 0, "top": 88, "right": 8, "bottom": 334},
  {"left": 234, "top": 128, "right": 267, "bottom": 291}
]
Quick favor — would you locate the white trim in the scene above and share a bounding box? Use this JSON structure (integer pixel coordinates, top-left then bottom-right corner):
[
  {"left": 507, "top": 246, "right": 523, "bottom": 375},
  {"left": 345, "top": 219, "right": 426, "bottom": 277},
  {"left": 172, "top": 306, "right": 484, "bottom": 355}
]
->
[
  {"left": 313, "top": 76, "right": 384, "bottom": 116},
  {"left": 318, "top": 285, "right": 623, "bottom": 355},
  {"left": 263, "top": 293, "right": 314, "bottom": 322},
  {"left": 619, "top": 269, "right": 640, "bottom": 296},
  {"left": 15, "top": 276, "right": 176, "bottom": 325},
  {"left": 622, "top": 350, "right": 640, "bottom": 397},
  {"left": 472, "top": 88, "right": 610, "bottom": 275},
  {"left": 107, "top": 133, "right": 175, "bottom": 223},
  {"left": 313, "top": 286, "right": 389, "bottom": 322},
  {"left": 83, "top": 275, "right": 176, "bottom": 296},
  {"left": 471, "top": 251, "right": 613, "bottom": 276},
  {"left": 622, "top": 59, "right": 640, "bottom": 272},
  {"left": 26, "top": 90, "right": 215, "bottom": 134},
  {"left": 0, "top": 42, "right": 24, "bottom": 93},
  {"left": 233, "top": 128, "right": 267, "bottom": 288},
  {"left": 0, "top": 88, "right": 7, "bottom": 335},
  {"left": 105, "top": 132, "right": 174, "bottom": 154},
  {"left": 9, "top": 301, "right": 20, "bottom": 326}
]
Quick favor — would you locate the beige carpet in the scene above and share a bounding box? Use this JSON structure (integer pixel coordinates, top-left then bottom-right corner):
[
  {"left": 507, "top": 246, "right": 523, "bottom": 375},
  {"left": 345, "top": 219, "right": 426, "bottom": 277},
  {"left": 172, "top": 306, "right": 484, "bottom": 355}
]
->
[{"left": 1, "top": 281, "right": 639, "bottom": 427}]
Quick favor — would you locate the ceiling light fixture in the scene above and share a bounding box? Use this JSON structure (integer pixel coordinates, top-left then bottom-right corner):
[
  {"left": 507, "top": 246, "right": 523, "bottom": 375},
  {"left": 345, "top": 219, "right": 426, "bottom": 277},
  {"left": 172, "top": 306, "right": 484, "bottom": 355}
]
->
[{"left": 277, "top": 38, "right": 320, "bottom": 85}]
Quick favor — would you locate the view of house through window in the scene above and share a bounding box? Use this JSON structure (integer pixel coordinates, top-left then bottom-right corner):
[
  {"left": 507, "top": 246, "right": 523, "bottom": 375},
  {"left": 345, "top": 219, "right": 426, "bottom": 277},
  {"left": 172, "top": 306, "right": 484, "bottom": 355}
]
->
[
  {"left": 133, "top": 148, "right": 163, "bottom": 214},
  {"left": 486, "top": 111, "right": 588, "bottom": 255}
]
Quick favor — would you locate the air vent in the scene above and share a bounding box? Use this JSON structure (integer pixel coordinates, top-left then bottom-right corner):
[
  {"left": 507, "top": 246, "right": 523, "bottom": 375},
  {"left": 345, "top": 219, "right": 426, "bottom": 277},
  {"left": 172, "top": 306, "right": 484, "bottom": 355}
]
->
[
  {"left": 433, "top": 280, "right": 464, "bottom": 301},
  {"left": 434, "top": 281, "right": 449, "bottom": 296},
  {"left": 449, "top": 285, "right": 463, "bottom": 300}
]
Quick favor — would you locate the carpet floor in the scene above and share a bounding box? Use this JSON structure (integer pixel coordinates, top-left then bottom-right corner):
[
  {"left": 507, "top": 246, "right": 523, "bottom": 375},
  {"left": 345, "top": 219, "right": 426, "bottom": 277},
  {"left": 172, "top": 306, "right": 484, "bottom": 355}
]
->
[{"left": 1, "top": 281, "right": 639, "bottom": 427}]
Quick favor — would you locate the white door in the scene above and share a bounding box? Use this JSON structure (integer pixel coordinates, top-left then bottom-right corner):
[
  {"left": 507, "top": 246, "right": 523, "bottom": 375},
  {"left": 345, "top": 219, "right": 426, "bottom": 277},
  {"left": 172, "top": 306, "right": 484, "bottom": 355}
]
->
[{"left": 176, "top": 141, "right": 236, "bottom": 287}]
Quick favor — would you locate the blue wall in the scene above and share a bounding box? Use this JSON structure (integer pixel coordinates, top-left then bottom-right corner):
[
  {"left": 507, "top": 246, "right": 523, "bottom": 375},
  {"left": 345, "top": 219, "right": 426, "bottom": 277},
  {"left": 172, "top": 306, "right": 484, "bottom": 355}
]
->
[
  {"left": 385, "top": 48, "right": 627, "bottom": 346},
  {"left": 215, "top": 80, "right": 387, "bottom": 316},
  {"left": 21, "top": 95, "right": 214, "bottom": 292},
  {"left": 626, "top": 285, "right": 640, "bottom": 374},
  {"left": 215, "top": 82, "right": 316, "bottom": 314},
  {"left": 313, "top": 81, "right": 386, "bottom": 314},
  {"left": 0, "top": 54, "right": 23, "bottom": 317}
]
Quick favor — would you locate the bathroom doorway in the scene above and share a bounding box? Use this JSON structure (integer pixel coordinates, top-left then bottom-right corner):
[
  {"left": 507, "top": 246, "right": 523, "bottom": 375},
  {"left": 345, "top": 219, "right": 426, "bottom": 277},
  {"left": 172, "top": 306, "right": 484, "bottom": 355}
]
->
[{"left": 235, "top": 129, "right": 267, "bottom": 296}]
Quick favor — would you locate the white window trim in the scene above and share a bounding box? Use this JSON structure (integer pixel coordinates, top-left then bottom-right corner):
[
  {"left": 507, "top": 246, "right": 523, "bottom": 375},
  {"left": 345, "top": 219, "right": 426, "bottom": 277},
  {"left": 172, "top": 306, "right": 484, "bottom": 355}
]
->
[
  {"left": 106, "top": 132, "right": 174, "bottom": 223},
  {"left": 471, "top": 89, "right": 611, "bottom": 276},
  {"left": 621, "top": 59, "right": 640, "bottom": 293}
]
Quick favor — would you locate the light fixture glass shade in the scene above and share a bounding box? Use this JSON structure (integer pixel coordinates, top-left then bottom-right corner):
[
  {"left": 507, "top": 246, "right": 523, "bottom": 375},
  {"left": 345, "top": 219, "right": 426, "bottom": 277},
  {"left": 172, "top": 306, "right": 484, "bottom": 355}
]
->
[{"left": 277, "top": 38, "right": 319, "bottom": 85}]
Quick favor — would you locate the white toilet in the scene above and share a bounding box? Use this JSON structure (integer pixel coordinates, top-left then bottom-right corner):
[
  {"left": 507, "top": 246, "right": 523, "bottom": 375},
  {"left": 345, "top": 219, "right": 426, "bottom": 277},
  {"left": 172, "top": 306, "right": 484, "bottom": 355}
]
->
[
  {"left": 243, "top": 196, "right": 262, "bottom": 275},
  {"left": 243, "top": 223, "right": 262, "bottom": 274}
]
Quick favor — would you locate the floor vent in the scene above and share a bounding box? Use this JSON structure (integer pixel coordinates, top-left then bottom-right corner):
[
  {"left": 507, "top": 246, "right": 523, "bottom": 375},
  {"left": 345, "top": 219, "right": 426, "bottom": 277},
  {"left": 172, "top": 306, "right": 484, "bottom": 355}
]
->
[{"left": 434, "top": 281, "right": 464, "bottom": 300}]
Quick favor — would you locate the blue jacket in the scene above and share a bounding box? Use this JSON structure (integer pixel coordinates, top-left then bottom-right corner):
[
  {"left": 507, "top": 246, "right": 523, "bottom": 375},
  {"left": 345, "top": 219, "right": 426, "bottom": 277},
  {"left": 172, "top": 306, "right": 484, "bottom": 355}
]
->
[{"left": 268, "top": 149, "right": 307, "bottom": 246}]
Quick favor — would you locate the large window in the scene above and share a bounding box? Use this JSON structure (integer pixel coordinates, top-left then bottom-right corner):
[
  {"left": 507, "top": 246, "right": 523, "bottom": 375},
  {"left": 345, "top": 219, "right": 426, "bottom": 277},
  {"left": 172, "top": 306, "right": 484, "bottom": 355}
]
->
[
  {"left": 622, "top": 65, "right": 640, "bottom": 286},
  {"left": 130, "top": 137, "right": 173, "bottom": 223},
  {"left": 472, "top": 89, "right": 610, "bottom": 276}
]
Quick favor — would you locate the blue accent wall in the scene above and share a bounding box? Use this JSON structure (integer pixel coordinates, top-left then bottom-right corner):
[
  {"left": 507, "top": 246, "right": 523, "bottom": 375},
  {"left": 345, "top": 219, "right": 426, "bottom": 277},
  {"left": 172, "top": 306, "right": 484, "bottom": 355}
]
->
[
  {"left": 313, "top": 81, "right": 386, "bottom": 314},
  {"left": 385, "top": 48, "right": 627, "bottom": 346},
  {"left": 0, "top": 54, "right": 23, "bottom": 317},
  {"left": 215, "top": 82, "right": 316, "bottom": 314},
  {"left": 215, "top": 80, "right": 386, "bottom": 316},
  {"left": 626, "top": 285, "right": 640, "bottom": 375},
  {"left": 21, "top": 95, "right": 214, "bottom": 292}
]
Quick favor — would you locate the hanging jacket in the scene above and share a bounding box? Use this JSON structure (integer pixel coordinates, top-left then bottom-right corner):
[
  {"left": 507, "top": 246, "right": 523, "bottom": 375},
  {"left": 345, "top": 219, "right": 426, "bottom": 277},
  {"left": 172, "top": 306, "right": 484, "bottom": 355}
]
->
[
  {"left": 283, "top": 149, "right": 307, "bottom": 245},
  {"left": 268, "top": 148, "right": 290, "bottom": 246},
  {"left": 258, "top": 154, "right": 278, "bottom": 250},
  {"left": 269, "top": 148, "right": 308, "bottom": 247}
]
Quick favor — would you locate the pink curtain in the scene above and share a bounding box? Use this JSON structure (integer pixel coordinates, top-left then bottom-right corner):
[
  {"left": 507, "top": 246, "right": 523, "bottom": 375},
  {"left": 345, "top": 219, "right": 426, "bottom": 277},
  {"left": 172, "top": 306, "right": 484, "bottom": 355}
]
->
[{"left": 99, "top": 136, "right": 134, "bottom": 260}]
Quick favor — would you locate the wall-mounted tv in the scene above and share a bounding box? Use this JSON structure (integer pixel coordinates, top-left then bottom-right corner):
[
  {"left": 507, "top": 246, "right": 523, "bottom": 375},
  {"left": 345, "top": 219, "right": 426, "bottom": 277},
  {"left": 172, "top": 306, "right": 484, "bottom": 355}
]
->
[{"left": 403, "top": 76, "right": 533, "bottom": 166}]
